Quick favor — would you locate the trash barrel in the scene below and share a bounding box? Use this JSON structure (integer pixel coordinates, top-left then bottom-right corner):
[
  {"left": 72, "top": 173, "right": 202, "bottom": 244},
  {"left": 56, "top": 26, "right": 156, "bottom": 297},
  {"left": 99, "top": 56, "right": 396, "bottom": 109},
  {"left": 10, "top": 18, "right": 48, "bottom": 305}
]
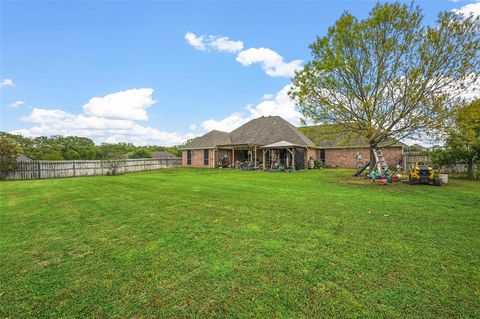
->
[{"left": 438, "top": 174, "right": 448, "bottom": 184}]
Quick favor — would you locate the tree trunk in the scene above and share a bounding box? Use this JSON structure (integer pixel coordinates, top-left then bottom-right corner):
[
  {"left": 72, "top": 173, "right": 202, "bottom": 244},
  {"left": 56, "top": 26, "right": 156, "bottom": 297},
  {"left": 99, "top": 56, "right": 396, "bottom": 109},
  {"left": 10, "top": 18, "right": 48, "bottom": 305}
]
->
[{"left": 369, "top": 147, "right": 376, "bottom": 171}]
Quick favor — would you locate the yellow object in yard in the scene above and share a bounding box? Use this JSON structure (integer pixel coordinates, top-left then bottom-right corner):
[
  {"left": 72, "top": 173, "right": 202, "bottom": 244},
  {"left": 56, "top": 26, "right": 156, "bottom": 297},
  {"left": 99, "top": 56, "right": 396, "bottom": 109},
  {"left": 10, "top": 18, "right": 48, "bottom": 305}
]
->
[{"left": 408, "top": 162, "right": 441, "bottom": 185}]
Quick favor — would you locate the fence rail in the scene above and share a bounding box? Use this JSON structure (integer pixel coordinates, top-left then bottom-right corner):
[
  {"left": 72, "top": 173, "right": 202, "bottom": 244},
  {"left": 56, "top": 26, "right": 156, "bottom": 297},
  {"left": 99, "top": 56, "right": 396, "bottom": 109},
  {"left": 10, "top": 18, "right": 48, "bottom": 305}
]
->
[
  {"left": 402, "top": 151, "right": 467, "bottom": 173},
  {"left": 4, "top": 158, "right": 181, "bottom": 180}
]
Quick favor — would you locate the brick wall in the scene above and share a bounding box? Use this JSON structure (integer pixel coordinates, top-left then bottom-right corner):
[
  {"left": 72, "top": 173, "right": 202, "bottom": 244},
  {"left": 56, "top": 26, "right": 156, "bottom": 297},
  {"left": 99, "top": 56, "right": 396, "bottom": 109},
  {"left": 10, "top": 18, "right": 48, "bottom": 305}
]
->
[
  {"left": 182, "top": 147, "right": 403, "bottom": 169},
  {"left": 306, "top": 148, "right": 319, "bottom": 161},
  {"left": 182, "top": 149, "right": 233, "bottom": 168},
  {"left": 182, "top": 149, "right": 213, "bottom": 168},
  {"left": 324, "top": 147, "right": 403, "bottom": 168}
]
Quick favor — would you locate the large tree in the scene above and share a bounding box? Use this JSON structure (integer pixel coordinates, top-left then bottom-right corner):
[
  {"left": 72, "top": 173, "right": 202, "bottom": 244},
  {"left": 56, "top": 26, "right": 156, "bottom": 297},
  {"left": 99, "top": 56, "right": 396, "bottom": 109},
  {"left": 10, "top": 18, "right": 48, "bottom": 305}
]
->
[{"left": 290, "top": 2, "right": 480, "bottom": 167}]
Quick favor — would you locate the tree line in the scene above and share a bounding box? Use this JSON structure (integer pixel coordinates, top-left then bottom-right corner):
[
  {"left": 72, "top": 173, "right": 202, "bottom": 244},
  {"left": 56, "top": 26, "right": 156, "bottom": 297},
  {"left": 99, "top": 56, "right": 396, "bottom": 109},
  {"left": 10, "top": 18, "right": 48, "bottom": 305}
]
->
[{"left": 0, "top": 133, "right": 181, "bottom": 161}]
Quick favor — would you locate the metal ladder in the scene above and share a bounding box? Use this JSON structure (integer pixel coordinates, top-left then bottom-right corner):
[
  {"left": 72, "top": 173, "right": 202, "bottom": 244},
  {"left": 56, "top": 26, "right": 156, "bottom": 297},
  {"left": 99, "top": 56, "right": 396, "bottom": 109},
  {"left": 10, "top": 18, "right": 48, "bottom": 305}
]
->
[{"left": 373, "top": 148, "right": 389, "bottom": 176}]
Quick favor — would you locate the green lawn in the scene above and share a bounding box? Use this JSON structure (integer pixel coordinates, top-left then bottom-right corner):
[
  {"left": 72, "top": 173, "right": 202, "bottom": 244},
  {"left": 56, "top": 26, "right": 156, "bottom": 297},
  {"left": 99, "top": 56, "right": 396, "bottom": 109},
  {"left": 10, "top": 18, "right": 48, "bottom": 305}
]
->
[{"left": 1, "top": 169, "right": 479, "bottom": 318}]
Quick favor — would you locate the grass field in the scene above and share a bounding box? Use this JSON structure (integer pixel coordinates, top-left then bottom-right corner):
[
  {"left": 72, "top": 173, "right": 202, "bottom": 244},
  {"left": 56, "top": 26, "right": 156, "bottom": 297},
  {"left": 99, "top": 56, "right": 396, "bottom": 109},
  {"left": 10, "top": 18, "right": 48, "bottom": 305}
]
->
[{"left": 1, "top": 169, "right": 479, "bottom": 318}]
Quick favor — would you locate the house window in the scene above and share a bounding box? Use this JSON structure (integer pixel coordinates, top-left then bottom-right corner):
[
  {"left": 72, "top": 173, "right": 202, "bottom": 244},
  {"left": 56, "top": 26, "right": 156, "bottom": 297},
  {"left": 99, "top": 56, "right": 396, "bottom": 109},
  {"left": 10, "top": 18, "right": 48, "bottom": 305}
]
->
[
  {"left": 187, "top": 150, "right": 192, "bottom": 165},
  {"left": 204, "top": 149, "right": 209, "bottom": 166}
]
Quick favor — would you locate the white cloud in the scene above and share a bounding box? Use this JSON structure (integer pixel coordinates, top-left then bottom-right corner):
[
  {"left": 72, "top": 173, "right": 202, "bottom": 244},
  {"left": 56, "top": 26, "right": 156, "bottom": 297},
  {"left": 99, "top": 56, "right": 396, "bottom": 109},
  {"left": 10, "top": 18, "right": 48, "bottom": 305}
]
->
[
  {"left": 262, "top": 94, "right": 273, "bottom": 100},
  {"left": 82, "top": 88, "right": 156, "bottom": 121},
  {"left": 185, "top": 32, "right": 206, "bottom": 51},
  {"left": 15, "top": 109, "right": 193, "bottom": 146},
  {"left": 12, "top": 88, "right": 193, "bottom": 146},
  {"left": 189, "top": 124, "right": 197, "bottom": 130},
  {"left": 236, "top": 48, "right": 302, "bottom": 78},
  {"left": 22, "top": 108, "right": 71, "bottom": 123},
  {"left": 209, "top": 36, "right": 244, "bottom": 53},
  {"left": 185, "top": 32, "right": 243, "bottom": 53},
  {"left": 185, "top": 33, "right": 302, "bottom": 77},
  {"left": 0, "top": 78, "right": 14, "bottom": 88},
  {"left": 202, "top": 112, "right": 249, "bottom": 132},
  {"left": 246, "top": 85, "right": 302, "bottom": 123},
  {"left": 452, "top": 1, "right": 480, "bottom": 17},
  {"left": 200, "top": 85, "right": 302, "bottom": 132},
  {"left": 8, "top": 100, "right": 26, "bottom": 108},
  {"left": 457, "top": 73, "right": 480, "bottom": 101}
]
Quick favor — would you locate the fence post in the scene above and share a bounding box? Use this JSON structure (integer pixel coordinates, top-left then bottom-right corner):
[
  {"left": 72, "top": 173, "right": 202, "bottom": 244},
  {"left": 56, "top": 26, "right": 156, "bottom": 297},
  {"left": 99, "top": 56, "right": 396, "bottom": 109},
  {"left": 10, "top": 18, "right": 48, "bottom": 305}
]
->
[
  {"left": 73, "top": 160, "right": 76, "bottom": 177},
  {"left": 37, "top": 161, "right": 41, "bottom": 179}
]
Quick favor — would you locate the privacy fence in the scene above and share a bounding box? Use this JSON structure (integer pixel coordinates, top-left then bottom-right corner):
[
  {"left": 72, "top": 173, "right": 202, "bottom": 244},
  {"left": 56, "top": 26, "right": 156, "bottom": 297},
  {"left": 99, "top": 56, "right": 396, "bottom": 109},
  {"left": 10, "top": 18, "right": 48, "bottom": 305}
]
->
[
  {"left": 402, "top": 151, "right": 467, "bottom": 173},
  {"left": 4, "top": 158, "right": 181, "bottom": 180}
]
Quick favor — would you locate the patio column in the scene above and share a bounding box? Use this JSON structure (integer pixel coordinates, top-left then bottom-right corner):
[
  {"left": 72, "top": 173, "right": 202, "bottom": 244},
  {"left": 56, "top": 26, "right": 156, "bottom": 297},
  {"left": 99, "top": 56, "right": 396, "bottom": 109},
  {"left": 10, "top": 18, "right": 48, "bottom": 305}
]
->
[
  {"left": 254, "top": 146, "right": 257, "bottom": 168},
  {"left": 292, "top": 148, "right": 296, "bottom": 171},
  {"left": 232, "top": 147, "right": 235, "bottom": 167},
  {"left": 270, "top": 149, "right": 272, "bottom": 169},
  {"left": 263, "top": 149, "right": 267, "bottom": 170}
]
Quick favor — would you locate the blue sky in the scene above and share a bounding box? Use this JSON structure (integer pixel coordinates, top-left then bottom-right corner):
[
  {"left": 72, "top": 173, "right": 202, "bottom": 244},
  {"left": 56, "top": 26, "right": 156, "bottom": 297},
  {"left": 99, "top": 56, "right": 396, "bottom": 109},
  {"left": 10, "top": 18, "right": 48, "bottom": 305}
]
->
[{"left": 1, "top": 0, "right": 478, "bottom": 145}]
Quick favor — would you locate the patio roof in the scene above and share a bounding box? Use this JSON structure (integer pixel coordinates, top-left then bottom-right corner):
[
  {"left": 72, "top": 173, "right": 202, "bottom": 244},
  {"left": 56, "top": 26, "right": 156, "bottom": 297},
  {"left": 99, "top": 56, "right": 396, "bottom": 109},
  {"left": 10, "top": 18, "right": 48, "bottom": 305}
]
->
[{"left": 261, "top": 140, "right": 301, "bottom": 148}]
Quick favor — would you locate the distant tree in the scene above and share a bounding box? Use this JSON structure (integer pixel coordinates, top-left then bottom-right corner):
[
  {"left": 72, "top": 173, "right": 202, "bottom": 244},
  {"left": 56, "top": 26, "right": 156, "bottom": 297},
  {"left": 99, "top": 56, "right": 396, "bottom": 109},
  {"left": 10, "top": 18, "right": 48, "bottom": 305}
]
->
[
  {"left": 128, "top": 148, "right": 152, "bottom": 159},
  {"left": 1, "top": 132, "right": 35, "bottom": 159},
  {"left": 0, "top": 133, "right": 181, "bottom": 164},
  {"left": 0, "top": 136, "right": 21, "bottom": 178},
  {"left": 290, "top": 2, "right": 480, "bottom": 169},
  {"left": 95, "top": 143, "right": 134, "bottom": 160},
  {"left": 61, "top": 136, "right": 96, "bottom": 160}
]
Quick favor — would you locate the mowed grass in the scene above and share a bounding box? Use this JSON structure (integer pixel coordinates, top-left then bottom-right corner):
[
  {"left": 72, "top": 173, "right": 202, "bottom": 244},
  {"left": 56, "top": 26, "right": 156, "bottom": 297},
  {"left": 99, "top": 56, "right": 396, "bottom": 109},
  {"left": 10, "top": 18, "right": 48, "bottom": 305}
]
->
[{"left": 0, "top": 169, "right": 479, "bottom": 318}]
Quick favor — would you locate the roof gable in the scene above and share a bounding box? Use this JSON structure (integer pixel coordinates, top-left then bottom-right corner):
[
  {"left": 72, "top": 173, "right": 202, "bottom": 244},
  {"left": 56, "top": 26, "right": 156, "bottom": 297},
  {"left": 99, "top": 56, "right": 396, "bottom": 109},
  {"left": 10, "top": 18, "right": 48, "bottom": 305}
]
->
[
  {"left": 152, "top": 151, "right": 177, "bottom": 158},
  {"left": 230, "top": 116, "right": 315, "bottom": 147},
  {"left": 182, "top": 130, "right": 231, "bottom": 149}
]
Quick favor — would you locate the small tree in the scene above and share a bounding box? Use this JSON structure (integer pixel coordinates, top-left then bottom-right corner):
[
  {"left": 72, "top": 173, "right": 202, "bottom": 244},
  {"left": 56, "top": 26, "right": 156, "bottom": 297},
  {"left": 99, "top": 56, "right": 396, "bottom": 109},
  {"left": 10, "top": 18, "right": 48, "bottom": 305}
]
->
[
  {"left": 430, "top": 148, "right": 455, "bottom": 173},
  {"left": 99, "top": 146, "right": 127, "bottom": 175},
  {"left": 0, "top": 137, "right": 21, "bottom": 179},
  {"left": 290, "top": 2, "right": 480, "bottom": 169},
  {"left": 445, "top": 99, "right": 480, "bottom": 179}
]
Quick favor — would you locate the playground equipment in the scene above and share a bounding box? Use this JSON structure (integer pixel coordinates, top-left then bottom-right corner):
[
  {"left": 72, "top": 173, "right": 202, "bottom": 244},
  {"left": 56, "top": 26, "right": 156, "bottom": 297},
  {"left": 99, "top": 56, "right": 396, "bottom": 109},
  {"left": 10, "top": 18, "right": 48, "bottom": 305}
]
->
[
  {"left": 354, "top": 149, "right": 399, "bottom": 184},
  {"left": 354, "top": 162, "right": 370, "bottom": 176}
]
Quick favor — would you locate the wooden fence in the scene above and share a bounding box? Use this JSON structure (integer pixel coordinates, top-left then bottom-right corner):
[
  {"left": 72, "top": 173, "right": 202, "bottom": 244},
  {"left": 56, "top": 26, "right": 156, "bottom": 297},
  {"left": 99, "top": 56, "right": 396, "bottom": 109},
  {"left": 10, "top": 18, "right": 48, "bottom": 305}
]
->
[
  {"left": 4, "top": 158, "right": 181, "bottom": 180},
  {"left": 402, "top": 151, "right": 467, "bottom": 173}
]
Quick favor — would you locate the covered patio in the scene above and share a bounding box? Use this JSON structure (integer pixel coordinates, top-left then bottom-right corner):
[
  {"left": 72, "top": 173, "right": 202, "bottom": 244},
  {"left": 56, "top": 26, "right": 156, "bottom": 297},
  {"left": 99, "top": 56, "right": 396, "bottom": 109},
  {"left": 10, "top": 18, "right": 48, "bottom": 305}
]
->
[
  {"left": 215, "top": 144, "right": 259, "bottom": 169},
  {"left": 261, "top": 141, "right": 306, "bottom": 171},
  {"left": 232, "top": 144, "right": 259, "bottom": 169}
]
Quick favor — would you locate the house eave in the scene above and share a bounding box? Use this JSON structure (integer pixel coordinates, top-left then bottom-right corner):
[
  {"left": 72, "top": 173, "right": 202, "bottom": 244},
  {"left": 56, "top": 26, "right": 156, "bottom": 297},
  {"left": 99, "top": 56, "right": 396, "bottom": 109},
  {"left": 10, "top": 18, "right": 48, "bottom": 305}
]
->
[
  {"left": 318, "top": 145, "right": 404, "bottom": 149},
  {"left": 178, "top": 146, "right": 217, "bottom": 150}
]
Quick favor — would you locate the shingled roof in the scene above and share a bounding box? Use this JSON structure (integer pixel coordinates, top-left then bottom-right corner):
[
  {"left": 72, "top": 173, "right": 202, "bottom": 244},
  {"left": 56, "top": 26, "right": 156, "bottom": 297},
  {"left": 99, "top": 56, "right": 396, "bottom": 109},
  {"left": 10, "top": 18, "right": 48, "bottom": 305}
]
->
[
  {"left": 230, "top": 116, "right": 315, "bottom": 147},
  {"left": 152, "top": 151, "right": 177, "bottom": 159},
  {"left": 181, "top": 116, "right": 315, "bottom": 149},
  {"left": 298, "top": 124, "right": 406, "bottom": 148},
  {"left": 182, "top": 130, "right": 231, "bottom": 149}
]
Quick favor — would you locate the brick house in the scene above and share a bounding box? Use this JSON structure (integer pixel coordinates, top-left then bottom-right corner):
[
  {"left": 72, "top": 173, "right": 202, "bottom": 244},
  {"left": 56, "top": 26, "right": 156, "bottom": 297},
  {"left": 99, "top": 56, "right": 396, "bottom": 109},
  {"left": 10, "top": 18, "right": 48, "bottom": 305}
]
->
[
  {"left": 180, "top": 116, "right": 404, "bottom": 169},
  {"left": 299, "top": 124, "right": 405, "bottom": 168}
]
